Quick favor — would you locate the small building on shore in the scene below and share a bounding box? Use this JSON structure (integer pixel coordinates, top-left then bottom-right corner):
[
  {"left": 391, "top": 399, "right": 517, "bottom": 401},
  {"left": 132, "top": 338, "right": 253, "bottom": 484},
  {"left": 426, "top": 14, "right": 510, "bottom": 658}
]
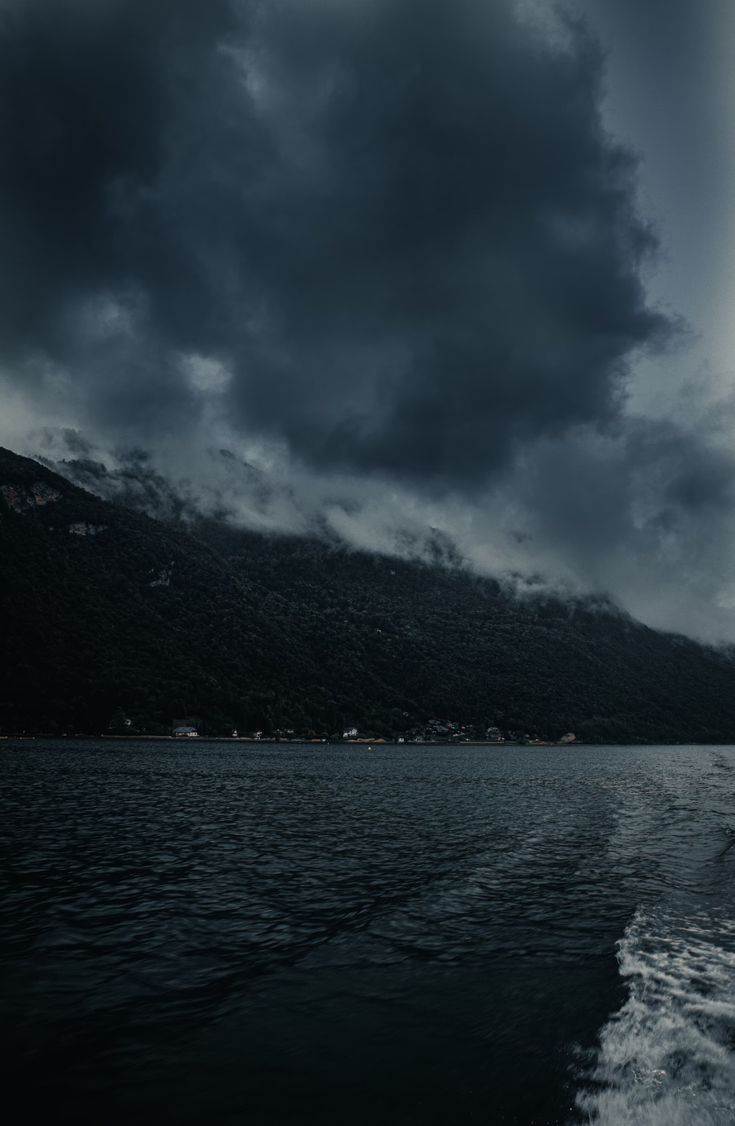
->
[{"left": 172, "top": 725, "right": 199, "bottom": 738}]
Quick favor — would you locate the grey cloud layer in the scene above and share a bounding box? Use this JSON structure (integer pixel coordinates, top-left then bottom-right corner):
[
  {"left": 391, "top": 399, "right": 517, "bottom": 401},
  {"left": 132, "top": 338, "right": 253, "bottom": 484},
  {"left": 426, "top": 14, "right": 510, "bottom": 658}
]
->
[
  {"left": 0, "top": 0, "right": 667, "bottom": 484},
  {"left": 5, "top": 0, "right": 735, "bottom": 643}
]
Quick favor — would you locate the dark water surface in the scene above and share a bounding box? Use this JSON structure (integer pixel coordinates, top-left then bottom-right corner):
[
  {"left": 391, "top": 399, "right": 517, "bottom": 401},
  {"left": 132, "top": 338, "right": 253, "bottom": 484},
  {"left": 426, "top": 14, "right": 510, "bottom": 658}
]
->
[{"left": 2, "top": 741, "right": 735, "bottom": 1125}]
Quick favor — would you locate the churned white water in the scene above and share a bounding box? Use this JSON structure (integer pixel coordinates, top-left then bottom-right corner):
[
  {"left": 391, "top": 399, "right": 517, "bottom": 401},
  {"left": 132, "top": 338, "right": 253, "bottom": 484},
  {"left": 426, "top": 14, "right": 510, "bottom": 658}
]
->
[{"left": 578, "top": 908, "right": 735, "bottom": 1125}]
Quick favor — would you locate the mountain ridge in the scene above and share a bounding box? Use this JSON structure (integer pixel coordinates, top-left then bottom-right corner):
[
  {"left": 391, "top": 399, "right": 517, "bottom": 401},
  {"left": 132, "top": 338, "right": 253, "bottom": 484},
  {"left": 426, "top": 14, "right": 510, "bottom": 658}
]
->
[{"left": 2, "top": 445, "right": 735, "bottom": 743}]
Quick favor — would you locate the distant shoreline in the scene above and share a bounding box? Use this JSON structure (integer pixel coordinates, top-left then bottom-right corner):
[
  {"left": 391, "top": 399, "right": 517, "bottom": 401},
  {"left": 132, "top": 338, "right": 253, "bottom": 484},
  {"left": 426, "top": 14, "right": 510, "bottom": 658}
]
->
[
  {"left": 2, "top": 734, "right": 556, "bottom": 746},
  {"left": 0, "top": 734, "right": 721, "bottom": 747}
]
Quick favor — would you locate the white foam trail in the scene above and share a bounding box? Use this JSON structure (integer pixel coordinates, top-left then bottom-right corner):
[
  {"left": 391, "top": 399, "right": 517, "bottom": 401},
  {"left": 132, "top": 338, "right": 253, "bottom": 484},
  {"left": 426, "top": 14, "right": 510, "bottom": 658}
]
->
[{"left": 577, "top": 908, "right": 735, "bottom": 1125}]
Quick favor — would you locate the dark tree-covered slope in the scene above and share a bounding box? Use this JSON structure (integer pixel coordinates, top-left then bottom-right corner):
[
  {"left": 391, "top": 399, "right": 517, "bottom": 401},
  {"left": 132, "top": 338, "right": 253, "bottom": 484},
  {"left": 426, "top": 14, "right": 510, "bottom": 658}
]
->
[{"left": 2, "top": 445, "right": 735, "bottom": 742}]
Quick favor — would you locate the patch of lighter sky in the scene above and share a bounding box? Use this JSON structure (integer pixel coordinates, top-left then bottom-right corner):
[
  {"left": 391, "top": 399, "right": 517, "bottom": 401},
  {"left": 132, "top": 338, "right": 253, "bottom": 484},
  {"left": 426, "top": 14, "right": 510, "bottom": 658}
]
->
[
  {"left": 587, "top": 1, "right": 735, "bottom": 422},
  {"left": 707, "top": 2, "right": 735, "bottom": 397}
]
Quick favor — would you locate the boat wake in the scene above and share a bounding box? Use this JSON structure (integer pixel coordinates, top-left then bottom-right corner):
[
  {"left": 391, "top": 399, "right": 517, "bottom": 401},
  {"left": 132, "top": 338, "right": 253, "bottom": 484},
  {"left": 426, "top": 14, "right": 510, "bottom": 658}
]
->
[{"left": 576, "top": 907, "right": 735, "bottom": 1125}]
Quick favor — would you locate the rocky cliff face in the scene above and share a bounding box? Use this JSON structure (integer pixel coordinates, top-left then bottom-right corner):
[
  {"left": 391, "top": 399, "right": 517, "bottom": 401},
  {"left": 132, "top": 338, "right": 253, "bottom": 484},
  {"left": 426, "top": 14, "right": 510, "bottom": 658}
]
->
[{"left": 0, "top": 481, "right": 61, "bottom": 513}]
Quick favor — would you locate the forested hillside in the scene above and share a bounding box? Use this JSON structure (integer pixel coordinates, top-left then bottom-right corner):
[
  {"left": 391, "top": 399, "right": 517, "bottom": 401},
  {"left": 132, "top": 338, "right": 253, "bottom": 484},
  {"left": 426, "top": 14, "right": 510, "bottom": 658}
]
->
[{"left": 2, "top": 446, "right": 735, "bottom": 742}]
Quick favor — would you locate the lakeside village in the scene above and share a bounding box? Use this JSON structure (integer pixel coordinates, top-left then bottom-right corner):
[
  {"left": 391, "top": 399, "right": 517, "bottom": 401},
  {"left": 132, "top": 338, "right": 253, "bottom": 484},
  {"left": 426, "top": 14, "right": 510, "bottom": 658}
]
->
[{"left": 106, "top": 716, "right": 578, "bottom": 746}]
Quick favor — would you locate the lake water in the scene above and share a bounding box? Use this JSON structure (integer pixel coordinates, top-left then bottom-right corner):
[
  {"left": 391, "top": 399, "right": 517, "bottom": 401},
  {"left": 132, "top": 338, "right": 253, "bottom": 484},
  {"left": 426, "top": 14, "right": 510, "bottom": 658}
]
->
[{"left": 2, "top": 741, "right": 735, "bottom": 1125}]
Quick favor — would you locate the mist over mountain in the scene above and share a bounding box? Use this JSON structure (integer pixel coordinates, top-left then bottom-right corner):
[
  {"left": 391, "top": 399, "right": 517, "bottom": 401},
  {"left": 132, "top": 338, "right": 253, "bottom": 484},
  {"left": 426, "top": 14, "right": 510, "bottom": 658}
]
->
[
  {"left": 39, "top": 433, "right": 469, "bottom": 571},
  {"left": 3, "top": 446, "right": 735, "bottom": 744}
]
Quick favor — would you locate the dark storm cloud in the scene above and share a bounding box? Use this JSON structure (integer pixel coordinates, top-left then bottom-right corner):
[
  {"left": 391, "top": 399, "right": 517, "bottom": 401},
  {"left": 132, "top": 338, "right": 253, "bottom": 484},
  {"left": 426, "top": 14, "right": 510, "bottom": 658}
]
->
[
  {"left": 0, "top": 0, "right": 668, "bottom": 486},
  {"left": 0, "top": 1, "right": 234, "bottom": 343}
]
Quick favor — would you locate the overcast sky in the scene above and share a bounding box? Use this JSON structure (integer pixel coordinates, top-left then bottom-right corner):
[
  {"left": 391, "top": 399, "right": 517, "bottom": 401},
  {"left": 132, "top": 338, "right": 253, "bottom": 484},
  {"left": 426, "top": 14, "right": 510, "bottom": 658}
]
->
[{"left": 2, "top": 0, "right": 735, "bottom": 641}]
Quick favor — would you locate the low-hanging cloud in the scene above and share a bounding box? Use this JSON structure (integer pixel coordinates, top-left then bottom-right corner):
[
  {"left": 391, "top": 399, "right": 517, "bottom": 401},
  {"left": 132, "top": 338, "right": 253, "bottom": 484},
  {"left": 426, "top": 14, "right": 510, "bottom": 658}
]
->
[
  {"left": 3, "top": 0, "right": 735, "bottom": 642},
  {"left": 0, "top": 0, "right": 666, "bottom": 469}
]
